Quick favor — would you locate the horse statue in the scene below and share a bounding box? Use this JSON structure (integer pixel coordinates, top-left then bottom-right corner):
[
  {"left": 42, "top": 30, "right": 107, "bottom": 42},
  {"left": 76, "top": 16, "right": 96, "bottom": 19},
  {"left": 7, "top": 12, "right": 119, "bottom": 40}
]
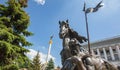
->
[
  {"left": 59, "top": 20, "right": 120, "bottom": 70},
  {"left": 59, "top": 20, "right": 87, "bottom": 65}
]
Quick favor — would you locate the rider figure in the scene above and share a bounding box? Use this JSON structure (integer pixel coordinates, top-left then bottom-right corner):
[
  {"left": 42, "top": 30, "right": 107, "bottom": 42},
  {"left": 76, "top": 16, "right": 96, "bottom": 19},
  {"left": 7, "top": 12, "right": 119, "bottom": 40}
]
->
[{"left": 69, "top": 38, "right": 87, "bottom": 56}]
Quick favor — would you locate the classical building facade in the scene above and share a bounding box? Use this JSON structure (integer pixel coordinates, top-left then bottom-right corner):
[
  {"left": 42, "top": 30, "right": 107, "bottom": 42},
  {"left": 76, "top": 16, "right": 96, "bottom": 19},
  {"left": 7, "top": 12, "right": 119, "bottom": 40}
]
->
[{"left": 82, "top": 36, "right": 120, "bottom": 65}]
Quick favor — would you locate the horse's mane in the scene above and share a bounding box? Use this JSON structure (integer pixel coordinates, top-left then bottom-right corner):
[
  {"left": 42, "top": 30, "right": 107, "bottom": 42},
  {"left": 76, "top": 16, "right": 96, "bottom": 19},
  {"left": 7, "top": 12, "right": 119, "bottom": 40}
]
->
[
  {"left": 68, "top": 28, "right": 87, "bottom": 43},
  {"left": 59, "top": 21, "right": 87, "bottom": 43}
]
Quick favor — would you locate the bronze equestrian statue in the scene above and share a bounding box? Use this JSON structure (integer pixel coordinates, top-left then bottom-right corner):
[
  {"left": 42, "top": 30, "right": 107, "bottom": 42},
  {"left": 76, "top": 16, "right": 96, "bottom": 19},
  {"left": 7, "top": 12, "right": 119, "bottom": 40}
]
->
[
  {"left": 59, "top": 20, "right": 120, "bottom": 70},
  {"left": 59, "top": 20, "right": 87, "bottom": 65}
]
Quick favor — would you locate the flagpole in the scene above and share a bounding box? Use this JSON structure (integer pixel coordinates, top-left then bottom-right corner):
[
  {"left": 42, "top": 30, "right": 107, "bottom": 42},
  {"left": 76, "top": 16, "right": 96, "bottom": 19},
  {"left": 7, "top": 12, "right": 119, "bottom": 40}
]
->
[
  {"left": 83, "top": 1, "right": 103, "bottom": 54},
  {"left": 84, "top": 12, "right": 91, "bottom": 54}
]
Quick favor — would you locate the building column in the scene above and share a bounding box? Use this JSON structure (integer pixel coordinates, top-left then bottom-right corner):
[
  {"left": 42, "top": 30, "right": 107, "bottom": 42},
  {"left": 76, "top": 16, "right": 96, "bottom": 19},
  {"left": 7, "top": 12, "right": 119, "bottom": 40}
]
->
[
  {"left": 91, "top": 49, "right": 95, "bottom": 55},
  {"left": 109, "top": 47, "right": 115, "bottom": 60},
  {"left": 97, "top": 48, "right": 100, "bottom": 56},
  {"left": 116, "top": 45, "right": 120, "bottom": 60},
  {"left": 103, "top": 48, "right": 108, "bottom": 60}
]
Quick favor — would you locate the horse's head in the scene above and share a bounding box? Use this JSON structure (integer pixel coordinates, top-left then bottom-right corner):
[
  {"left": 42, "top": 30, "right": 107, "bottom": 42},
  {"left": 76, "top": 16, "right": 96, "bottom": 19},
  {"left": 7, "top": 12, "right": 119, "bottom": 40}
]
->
[{"left": 59, "top": 20, "right": 70, "bottom": 39}]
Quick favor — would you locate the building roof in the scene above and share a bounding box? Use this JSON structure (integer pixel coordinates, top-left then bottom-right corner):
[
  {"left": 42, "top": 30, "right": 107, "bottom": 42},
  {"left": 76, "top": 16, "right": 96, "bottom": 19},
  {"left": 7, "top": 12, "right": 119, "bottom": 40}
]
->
[{"left": 82, "top": 35, "right": 120, "bottom": 48}]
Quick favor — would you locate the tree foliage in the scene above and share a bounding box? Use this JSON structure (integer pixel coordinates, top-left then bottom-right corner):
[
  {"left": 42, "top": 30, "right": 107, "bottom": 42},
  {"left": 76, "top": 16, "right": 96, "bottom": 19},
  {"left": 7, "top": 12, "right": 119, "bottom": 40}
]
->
[
  {"left": 0, "top": 0, "right": 33, "bottom": 68},
  {"left": 32, "top": 51, "right": 42, "bottom": 70},
  {"left": 46, "top": 58, "right": 55, "bottom": 70}
]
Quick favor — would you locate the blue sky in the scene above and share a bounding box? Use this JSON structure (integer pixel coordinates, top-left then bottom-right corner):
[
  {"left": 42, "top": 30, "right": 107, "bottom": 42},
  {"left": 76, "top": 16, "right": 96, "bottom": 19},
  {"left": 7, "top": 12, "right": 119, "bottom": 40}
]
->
[{"left": 1, "top": 0, "right": 120, "bottom": 67}]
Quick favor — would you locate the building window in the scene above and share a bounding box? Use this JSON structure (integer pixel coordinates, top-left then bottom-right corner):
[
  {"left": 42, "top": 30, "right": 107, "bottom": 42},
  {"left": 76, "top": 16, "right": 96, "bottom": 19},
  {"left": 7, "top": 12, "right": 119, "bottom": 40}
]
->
[{"left": 114, "top": 53, "right": 119, "bottom": 61}]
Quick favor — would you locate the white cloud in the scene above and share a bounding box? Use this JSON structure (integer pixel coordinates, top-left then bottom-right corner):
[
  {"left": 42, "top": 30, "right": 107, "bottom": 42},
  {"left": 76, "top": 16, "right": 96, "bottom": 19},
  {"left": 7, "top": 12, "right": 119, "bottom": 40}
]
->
[
  {"left": 26, "top": 49, "right": 55, "bottom": 63},
  {"left": 34, "top": 0, "right": 45, "bottom": 5}
]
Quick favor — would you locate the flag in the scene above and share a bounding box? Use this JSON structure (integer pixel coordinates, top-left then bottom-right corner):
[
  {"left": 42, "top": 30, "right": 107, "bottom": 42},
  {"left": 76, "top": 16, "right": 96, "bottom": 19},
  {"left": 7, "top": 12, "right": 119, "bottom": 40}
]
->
[
  {"left": 85, "top": 8, "right": 94, "bottom": 13},
  {"left": 84, "top": 0, "right": 104, "bottom": 13},
  {"left": 83, "top": 2, "right": 86, "bottom": 12}
]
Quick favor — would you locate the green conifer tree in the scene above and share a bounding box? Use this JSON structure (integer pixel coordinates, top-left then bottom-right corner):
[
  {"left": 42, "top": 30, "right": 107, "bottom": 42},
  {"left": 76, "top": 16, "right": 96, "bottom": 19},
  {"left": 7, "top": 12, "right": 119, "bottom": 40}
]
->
[
  {"left": 32, "top": 51, "right": 42, "bottom": 70},
  {"left": 0, "top": 0, "right": 33, "bottom": 69},
  {"left": 46, "top": 58, "right": 55, "bottom": 70}
]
